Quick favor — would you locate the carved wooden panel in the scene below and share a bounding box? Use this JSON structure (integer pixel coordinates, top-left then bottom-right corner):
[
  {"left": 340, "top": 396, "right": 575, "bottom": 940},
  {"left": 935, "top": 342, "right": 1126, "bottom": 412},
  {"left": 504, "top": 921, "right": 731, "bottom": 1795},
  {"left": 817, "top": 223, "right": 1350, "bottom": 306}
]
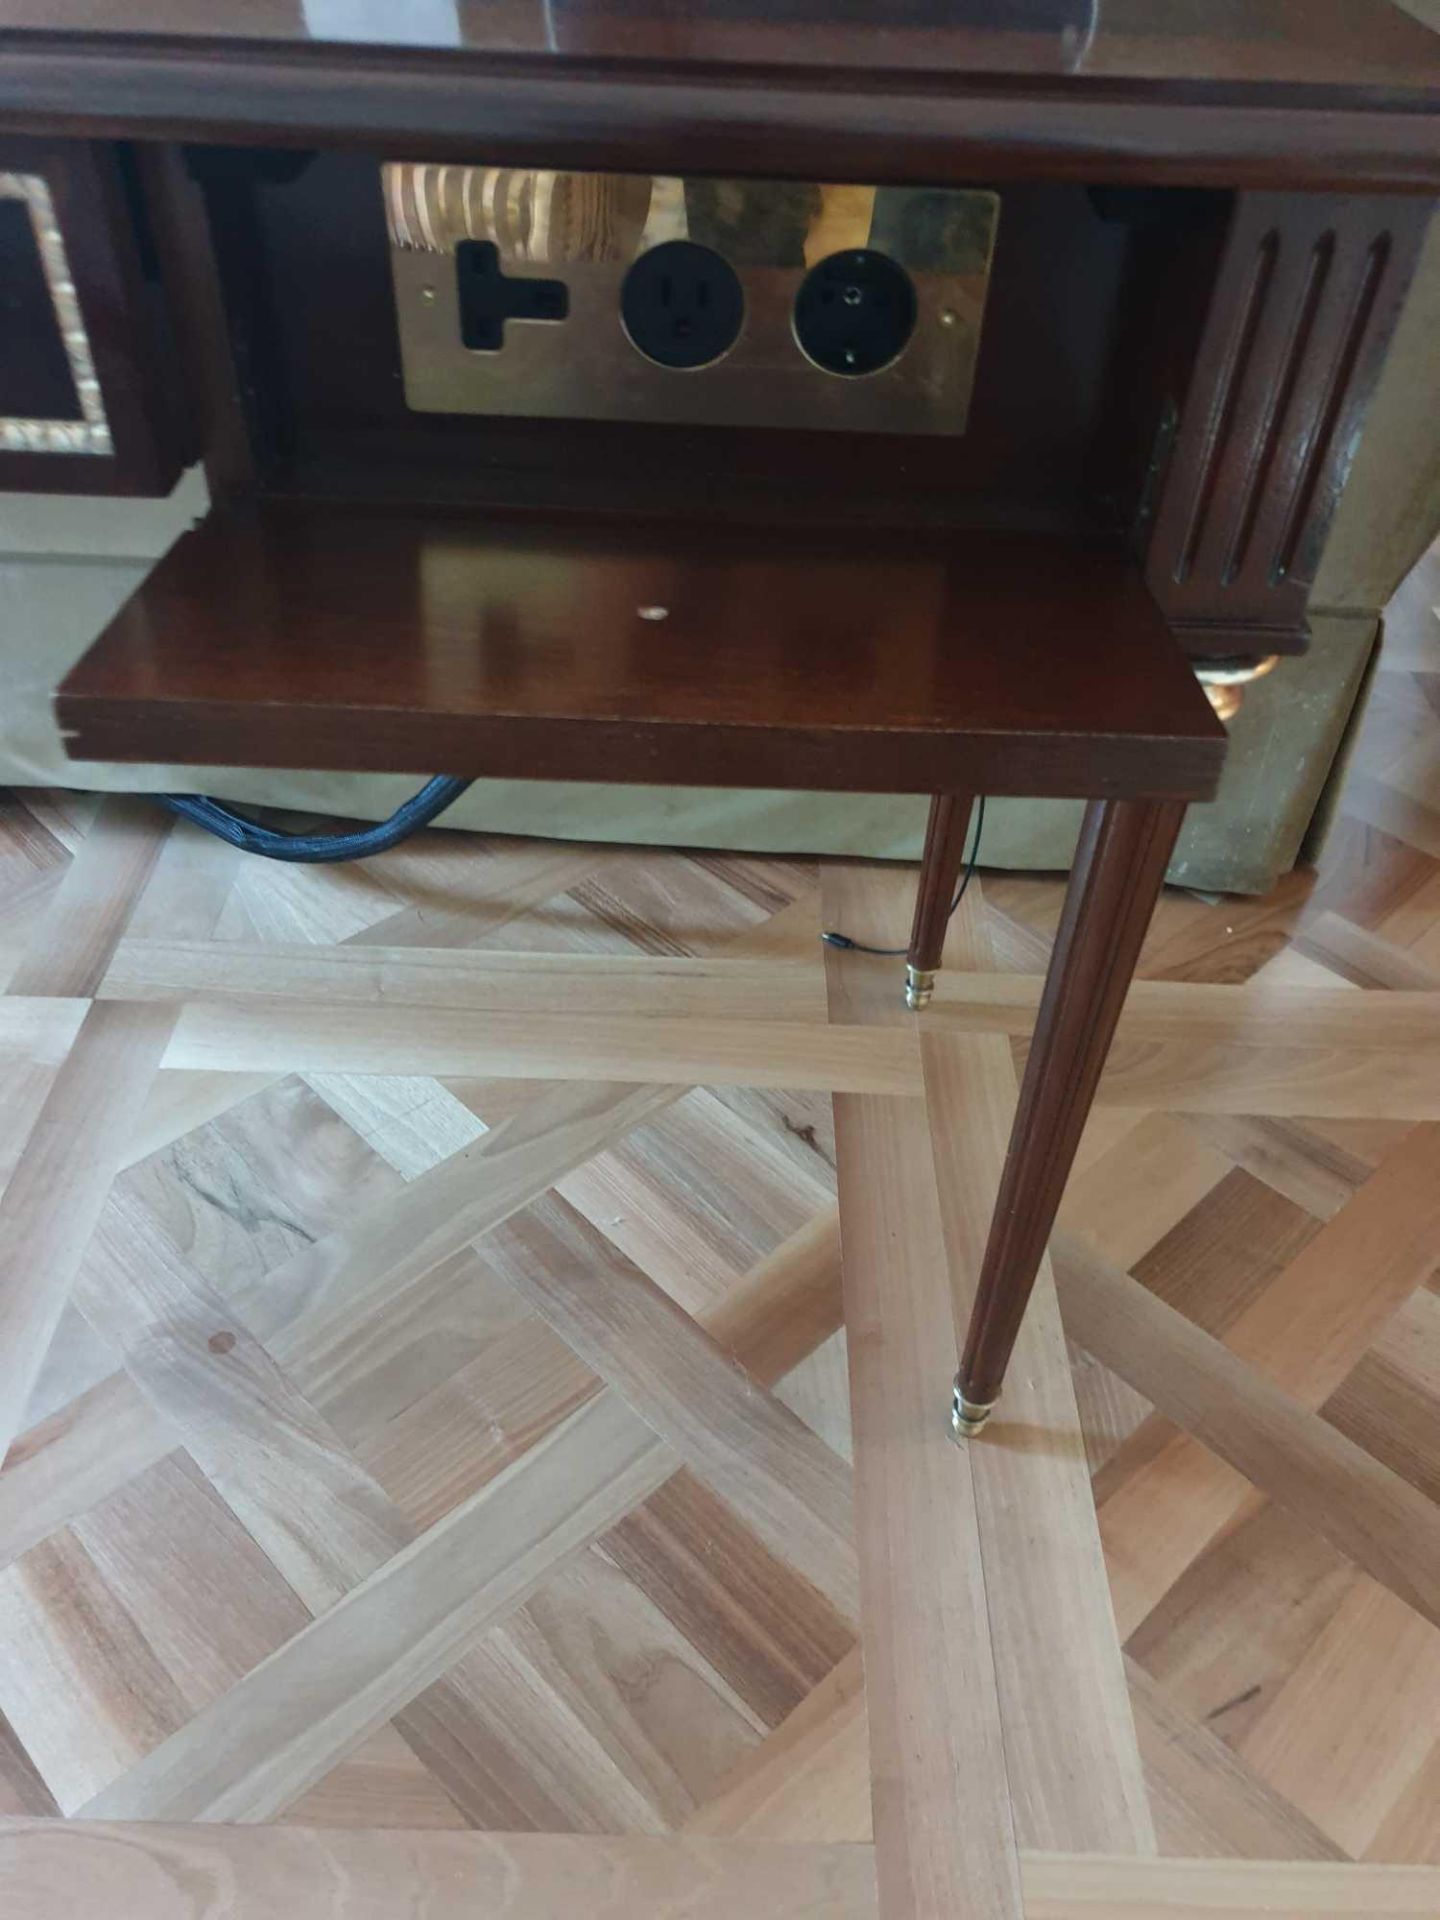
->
[
  {"left": 1144, "top": 191, "right": 1434, "bottom": 656},
  {"left": 0, "top": 138, "right": 195, "bottom": 497}
]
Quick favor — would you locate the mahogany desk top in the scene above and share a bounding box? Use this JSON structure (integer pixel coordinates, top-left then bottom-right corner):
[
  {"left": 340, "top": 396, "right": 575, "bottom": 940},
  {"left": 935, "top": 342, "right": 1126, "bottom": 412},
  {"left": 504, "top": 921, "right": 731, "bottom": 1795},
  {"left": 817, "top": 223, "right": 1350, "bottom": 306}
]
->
[{"left": 2, "top": 0, "right": 1440, "bottom": 189}]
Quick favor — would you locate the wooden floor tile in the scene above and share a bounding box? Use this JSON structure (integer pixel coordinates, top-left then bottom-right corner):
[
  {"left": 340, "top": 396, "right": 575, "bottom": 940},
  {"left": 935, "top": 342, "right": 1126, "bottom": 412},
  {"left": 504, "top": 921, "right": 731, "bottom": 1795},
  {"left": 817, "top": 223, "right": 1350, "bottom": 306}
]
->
[{"left": 3, "top": 544, "right": 1440, "bottom": 1914}]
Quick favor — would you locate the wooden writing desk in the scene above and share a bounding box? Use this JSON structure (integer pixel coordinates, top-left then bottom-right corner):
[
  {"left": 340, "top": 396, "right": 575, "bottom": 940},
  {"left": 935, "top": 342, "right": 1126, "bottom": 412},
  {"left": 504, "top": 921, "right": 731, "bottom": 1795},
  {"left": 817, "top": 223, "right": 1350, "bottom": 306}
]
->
[
  {"left": 4, "top": 0, "right": 1437, "bottom": 1433},
  {"left": 1, "top": 0, "right": 1438, "bottom": 1825}
]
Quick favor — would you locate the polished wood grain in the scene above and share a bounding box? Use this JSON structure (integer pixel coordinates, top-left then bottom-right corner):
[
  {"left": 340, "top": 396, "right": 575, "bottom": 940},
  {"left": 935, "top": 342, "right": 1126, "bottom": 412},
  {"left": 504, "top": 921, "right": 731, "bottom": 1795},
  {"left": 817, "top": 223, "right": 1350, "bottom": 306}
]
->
[
  {"left": 56, "top": 507, "right": 1225, "bottom": 800},
  {"left": 906, "top": 795, "right": 976, "bottom": 981},
  {"left": 958, "top": 798, "right": 1186, "bottom": 1411},
  {"left": 1145, "top": 192, "right": 1433, "bottom": 659},
  {"left": 2, "top": 1, "right": 1439, "bottom": 189},
  {"left": 3, "top": 0, "right": 1437, "bottom": 89}
]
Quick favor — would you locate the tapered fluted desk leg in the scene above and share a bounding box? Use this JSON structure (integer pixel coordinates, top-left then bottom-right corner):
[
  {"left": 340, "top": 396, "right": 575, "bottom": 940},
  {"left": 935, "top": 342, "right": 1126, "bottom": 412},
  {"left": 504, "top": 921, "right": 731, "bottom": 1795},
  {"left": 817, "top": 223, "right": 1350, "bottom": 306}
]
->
[
  {"left": 904, "top": 793, "right": 976, "bottom": 1009},
  {"left": 952, "top": 796, "right": 1186, "bottom": 1438}
]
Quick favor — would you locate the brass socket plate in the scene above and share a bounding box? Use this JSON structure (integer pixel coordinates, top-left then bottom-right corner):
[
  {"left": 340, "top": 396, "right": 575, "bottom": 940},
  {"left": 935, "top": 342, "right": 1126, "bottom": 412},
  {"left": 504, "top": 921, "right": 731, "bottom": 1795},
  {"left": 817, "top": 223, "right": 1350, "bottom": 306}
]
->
[{"left": 384, "top": 163, "right": 998, "bottom": 436}]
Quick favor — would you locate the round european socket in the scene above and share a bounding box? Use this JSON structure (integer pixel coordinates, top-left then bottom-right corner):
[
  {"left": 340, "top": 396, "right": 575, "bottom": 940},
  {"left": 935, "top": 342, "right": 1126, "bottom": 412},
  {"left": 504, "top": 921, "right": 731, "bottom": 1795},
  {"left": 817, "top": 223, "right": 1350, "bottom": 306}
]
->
[{"left": 793, "top": 249, "right": 918, "bottom": 376}]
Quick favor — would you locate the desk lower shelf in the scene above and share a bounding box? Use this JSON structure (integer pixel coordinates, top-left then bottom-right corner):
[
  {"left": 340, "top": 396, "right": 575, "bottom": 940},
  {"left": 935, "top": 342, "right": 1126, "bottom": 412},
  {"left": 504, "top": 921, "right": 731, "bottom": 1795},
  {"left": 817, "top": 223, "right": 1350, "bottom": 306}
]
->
[{"left": 56, "top": 505, "right": 1226, "bottom": 801}]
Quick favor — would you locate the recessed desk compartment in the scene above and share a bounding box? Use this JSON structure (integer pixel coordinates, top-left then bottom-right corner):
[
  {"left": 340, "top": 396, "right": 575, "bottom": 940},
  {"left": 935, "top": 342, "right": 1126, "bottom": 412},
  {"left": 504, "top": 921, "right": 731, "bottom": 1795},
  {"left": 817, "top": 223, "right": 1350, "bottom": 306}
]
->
[{"left": 55, "top": 503, "right": 1225, "bottom": 801}]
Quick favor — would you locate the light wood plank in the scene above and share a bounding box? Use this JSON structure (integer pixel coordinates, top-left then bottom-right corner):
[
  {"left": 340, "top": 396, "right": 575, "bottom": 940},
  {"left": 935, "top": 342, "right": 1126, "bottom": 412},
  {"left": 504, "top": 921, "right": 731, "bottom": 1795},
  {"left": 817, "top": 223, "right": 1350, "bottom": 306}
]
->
[
  {"left": 0, "top": 1371, "right": 172, "bottom": 1571},
  {"left": 5, "top": 797, "right": 169, "bottom": 999},
  {"left": 830, "top": 1088, "right": 1025, "bottom": 1919},
  {"left": 897, "top": 861, "right": 1152, "bottom": 1856},
  {"left": 0, "top": 1822, "right": 881, "bottom": 1917},
  {"left": 0, "top": 1002, "right": 176, "bottom": 1464},
  {"left": 923, "top": 1028, "right": 1155, "bottom": 1855},
  {"left": 490, "top": 1197, "right": 859, "bottom": 1623},
  {"left": 110, "top": 942, "right": 1440, "bottom": 1049},
  {"left": 1125, "top": 1659, "right": 1344, "bottom": 1862},
  {"left": 1236, "top": 1582, "right": 1440, "bottom": 1856},
  {"left": 0, "top": 1075, "right": 709, "bottom": 1565},
  {"left": 1021, "top": 1854, "right": 1440, "bottom": 1916},
  {"left": 124, "top": 1071, "right": 283, "bottom": 1172},
  {"left": 427, "top": 1543, "right": 766, "bottom": 1833},
  {"left": 0, "top": 1455, "right": 311, "bottom": 1812},
  {"left": 549, "top": 1086, "right": 834, "bottom": 1315},
  {"left": 77, "top": 1390, "right": 672, "bottom": 1820},
  {"left": 301, "top": 1071, "right": 486, "bottom": 1178},
  {"left": 930, "top": 973, "right": 1440, "bottom": 1051},
  {"left": 599, "top": 1463, "right": 855, "bottom": 1735},
  {"left": 75, "top": 1194, "right": 413, "bottom": 1611},
  {"left": 13, "top": 998, "right": 1427, "bottom": 1113},
  {"left": 104, "top": 939, "right": 825, "bottom": 1021},
  {"left": 1093, "top": 1123, "right": 1440, "bottom": 1635},
  {"left": 705, "top": 1208, "right": 845, "bottom": 1383},
  {"left": 1124, "top": 1501, "right": 1360, "bottom": 1755},
  {"left": 1061, "top": 1114, "right": 1232, "bottom": 1271},
  {"left": 1055, "top": 1233, "right": 1440, "bottom": 1631},
  {"left": 70, "top": 1185, "right": 851, "bottom": 1821},
  {"left": 0, "top": 996, "right": 89, "bottom": 1063},
  {"left": 280, "top": 1723, "right": 472, "bottom": 1830},
  {"left": 685, "top": 1648, "right": 872, "bottom": 1842},
  {"left": 1216, "top": 1124, "right": 1440, "bottom": 1400},
  {"left": 117, "top": 820, "right": 243, "bottom": 944},
  {"left": 351, "top": 837, "right": 621, "bottom": 949},
  {"left": 76, "top": 1188, "right": 763, "bottom": 1834},
  {"left": 1325, "top": 1285, "right": 1440, "bottom": 1510},
  {"left": 160, "top": 1002, "right": 920, "bottom": 1093},
  {"left": 1088, "top": 1041, "right": 1440, "bottom": 1120},
  {"left": 1294, "top": 911, "right": 1440, "bottom": 993},
  {"left": 1179, "top": 1114, "right": 1374, "bottom": 1222},
  {"left": 9, "top": 1825, "right": 1439, "bottom": 1919},
  {"left": 824, "top": 866, "right": 1024, "bottom": 1920},
  {"left": 226, "top": 1079, "right": 683, "bottom": 1367},
  {"left": 1366, "top": 1736, "right": 1440, "bottom": 1864}
]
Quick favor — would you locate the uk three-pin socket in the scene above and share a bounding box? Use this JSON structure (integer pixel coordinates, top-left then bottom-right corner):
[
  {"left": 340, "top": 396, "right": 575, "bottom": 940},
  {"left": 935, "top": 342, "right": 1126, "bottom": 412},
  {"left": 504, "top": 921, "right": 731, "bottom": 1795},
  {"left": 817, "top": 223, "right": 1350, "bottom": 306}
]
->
[
  {"left": 620, "top": 240, "right": 745, "bottom": 370},
  {"left": 793, "top": 249, "right": 917, "bottom": 376}
]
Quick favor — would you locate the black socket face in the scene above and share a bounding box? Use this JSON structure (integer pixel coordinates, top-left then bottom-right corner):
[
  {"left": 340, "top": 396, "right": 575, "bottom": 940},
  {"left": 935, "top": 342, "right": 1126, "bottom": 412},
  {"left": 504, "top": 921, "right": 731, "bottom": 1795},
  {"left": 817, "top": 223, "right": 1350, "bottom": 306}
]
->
[
  {"left": 793, "top": 249, "right": 918, "bottom": 376},
  {"left": 620, "top": 240, "right": 745, "bottom": 370}
]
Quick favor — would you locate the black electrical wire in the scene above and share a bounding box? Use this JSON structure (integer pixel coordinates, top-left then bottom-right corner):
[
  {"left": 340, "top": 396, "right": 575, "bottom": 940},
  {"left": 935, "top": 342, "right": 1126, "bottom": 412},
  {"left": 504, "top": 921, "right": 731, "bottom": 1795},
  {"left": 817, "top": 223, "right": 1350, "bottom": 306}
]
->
[
  {"left": 158, "top": 781, "right": 980, "bottom": 904},
  {"left": 158, "top": 776, "right": 474, "bottom": 864},
  {"left": 820, "top": 796, "right": 986, "bottom": 957}
]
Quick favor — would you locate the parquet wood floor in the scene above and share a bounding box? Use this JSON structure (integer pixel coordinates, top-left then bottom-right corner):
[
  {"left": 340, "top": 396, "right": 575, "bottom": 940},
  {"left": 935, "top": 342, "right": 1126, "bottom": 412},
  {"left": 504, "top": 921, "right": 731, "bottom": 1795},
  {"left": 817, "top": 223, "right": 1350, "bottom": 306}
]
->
[{"left": 2, "top": 546, "right": 1439, "bottom": 1917}]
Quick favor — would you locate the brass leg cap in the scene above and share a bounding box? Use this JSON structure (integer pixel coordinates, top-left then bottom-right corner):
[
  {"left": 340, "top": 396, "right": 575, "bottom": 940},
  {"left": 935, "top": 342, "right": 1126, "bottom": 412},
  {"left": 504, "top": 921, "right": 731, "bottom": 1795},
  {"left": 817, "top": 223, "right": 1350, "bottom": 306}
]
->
[
  {"left": 951, "top": 1382, "right": 997, "bottom": 1441},
  {"left": 905, "top": 964, "right": 936, "bottom": 1012}
]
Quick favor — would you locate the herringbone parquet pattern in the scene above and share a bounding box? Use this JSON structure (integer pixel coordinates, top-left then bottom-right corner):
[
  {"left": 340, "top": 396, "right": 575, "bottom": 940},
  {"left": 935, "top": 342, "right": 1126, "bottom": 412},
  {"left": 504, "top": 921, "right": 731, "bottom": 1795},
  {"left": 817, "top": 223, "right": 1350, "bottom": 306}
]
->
[{"left": 1, "top": 548, "right": 1438, "bottom": 1917}]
